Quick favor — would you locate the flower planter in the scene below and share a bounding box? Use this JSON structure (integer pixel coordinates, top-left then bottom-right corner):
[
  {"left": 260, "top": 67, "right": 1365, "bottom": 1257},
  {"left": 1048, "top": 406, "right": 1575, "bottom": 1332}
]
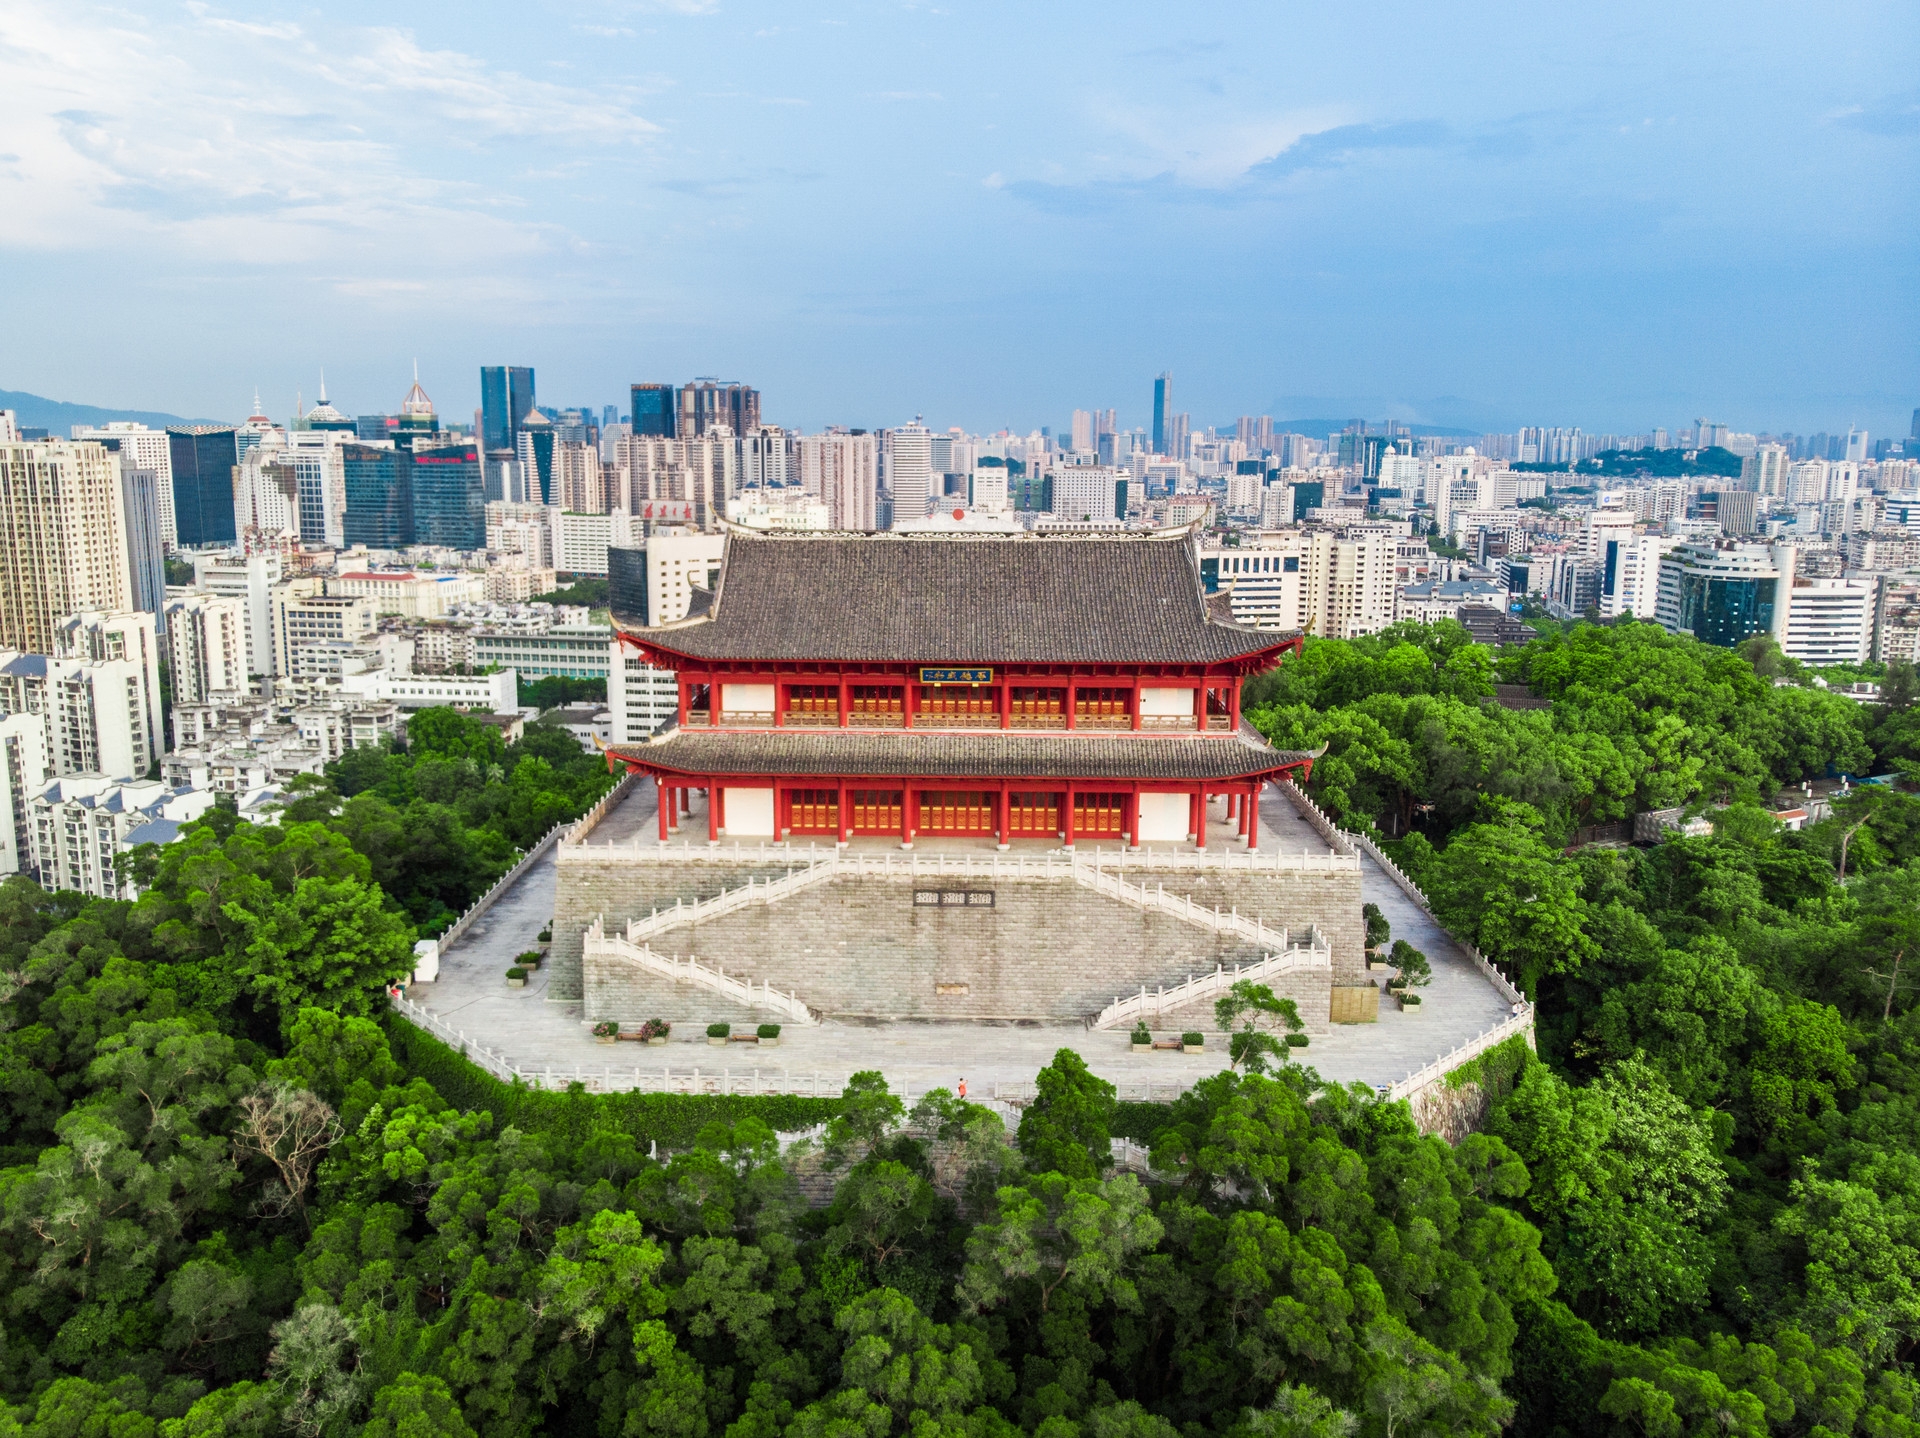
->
[
  {"left": 1131, "top": 1043, "right": 1152, "bottom": 1053},
  {"left": 596, "top": 1035, "right": 616, "bottom": 1045},
  {"left": 506, "top": 977, "right": 526, "bottom": 989},
  {"left": 760, "top": 1036, "right": 779, "bottom": 1047},
  {"left": 1400, "top": 997, "right": 1423, "bottom": 1014},
  {"left": 707, "top": 1036, "right": 728, "bottom": 1047},
  {"left": 648, "top": 1037, "right": 669, "bottom": 1047},
  {"left": 1182, "top": 1043, "right": 1205, "bottom": 1055}
]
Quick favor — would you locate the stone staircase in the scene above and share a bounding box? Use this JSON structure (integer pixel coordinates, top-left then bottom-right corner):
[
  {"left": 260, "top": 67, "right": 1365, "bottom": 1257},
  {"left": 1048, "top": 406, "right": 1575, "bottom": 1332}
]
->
[
  {"left": 582, "top": 916, "right": 822, "bottom": 1025},
  {"left": 580, "top": 849, "right": 1336, "bottom": 1026},
  {"left": 1088, "top": 929, "right": 1331, "bottom": 1030}
]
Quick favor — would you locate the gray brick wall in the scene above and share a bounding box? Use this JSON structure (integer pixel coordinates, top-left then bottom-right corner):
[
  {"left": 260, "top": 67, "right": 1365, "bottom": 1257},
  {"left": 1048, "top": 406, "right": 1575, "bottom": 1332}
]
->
[{"left": 573, "top": 866, "right": 1358, "bottom": 1029}]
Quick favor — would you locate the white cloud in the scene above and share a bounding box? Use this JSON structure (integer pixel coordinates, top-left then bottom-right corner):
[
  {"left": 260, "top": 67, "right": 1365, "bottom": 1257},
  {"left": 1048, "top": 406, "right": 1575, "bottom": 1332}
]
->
[{"left": 0, "top": 0, "right": 661, "bottom": 311}]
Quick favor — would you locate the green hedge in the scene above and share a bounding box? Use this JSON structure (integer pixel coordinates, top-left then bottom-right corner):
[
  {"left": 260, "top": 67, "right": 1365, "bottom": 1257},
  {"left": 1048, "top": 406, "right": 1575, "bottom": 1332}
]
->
[
  {"left": 1111, "top": 1099, "right": 1174, "bottom": 1143},
  {"left": 385, "top": 1017, "right": 844, "bottom": 1150}
]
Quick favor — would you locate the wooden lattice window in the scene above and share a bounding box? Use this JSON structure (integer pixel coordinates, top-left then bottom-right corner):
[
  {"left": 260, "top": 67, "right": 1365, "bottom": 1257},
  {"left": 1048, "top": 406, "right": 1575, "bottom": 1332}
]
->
[
  {"left": 1007, "top": 792, "right": 1061, "bottom": 834},
  {"left": 850, "top": 790, "right": 903, "bottom": 831}
]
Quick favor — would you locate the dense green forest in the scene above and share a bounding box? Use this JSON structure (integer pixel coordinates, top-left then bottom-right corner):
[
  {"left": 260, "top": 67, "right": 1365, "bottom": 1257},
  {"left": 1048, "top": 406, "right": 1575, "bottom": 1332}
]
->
[
  {"left": 1511, "top": 447, "right": 1746, "bottom": 479},
  {"left": 4, "top": 624, "right": 1920, "bottom": 1438}
]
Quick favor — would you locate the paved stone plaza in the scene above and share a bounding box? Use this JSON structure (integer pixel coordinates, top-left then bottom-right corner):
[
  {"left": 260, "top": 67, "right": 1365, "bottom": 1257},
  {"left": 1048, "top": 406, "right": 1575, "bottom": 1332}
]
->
[{"left": 406, "top": 781, "right": 1516, "bottom": 1099}]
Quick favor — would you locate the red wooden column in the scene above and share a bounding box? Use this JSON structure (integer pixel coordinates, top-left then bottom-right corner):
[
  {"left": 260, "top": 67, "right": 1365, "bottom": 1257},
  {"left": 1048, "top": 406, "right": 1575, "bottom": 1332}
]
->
[
  {"left": 837, "top": 781, "right": 850, "bottom": 846},
  {"left": 677, "top": 680, "right": 689, "bottom": 728},
  {"left": 901, "top": 786, "right": 913, "bottom": 849},
  {"left": 1194, "top": 786, "right": 1207, "bottom": 849},
  {"left": 1131, "top": 678, "right": 1142, "bottom": 731},
  {"left": 1000, "top": 675, "right": 1011, "bottom": 730},
  {"left": 1230, "top": 679, "right": 1242, "bottom": 731},
  {"left": 997, "top": 781, "right": 1010, "bottom": 849},
  {"left": 839, "top": 677, "right": 850, "bottom": 728},
  {"left": 1246, "top": 782, "right": 1260, "bottom": 851},
  {"left": 682, "top": 788, "right": 692, "bottom": 815},
  {"left": 709, "top": 785, "right": 721, "bottom": 842},
  {"left": 656, "top": 779, "right": 669, "bottom": 840},
  {"left": 1063, "top": 782, "right": 1075, "bottom": 848},
  {"left": 1065, "top": 680, "right": 1076, "bottom": 730},
  {"left": 903, "top": 678, "right": 914, "bottom": 730},
  {"left": 1192, "top": 684, "right": 1206, "bottom": 732},
  {"left": 1187, "top": 789, "right": 1200, "bottom": 842}
]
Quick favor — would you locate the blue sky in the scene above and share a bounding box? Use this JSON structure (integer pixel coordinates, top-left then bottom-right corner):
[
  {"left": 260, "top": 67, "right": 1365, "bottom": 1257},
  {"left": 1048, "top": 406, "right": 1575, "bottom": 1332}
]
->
[{"left": 1, "top": 0, "right": 1914, "bottom": 439}]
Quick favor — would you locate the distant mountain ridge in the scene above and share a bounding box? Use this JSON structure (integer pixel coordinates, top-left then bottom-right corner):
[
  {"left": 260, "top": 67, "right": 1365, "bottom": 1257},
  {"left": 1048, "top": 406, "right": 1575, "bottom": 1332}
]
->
[
  {"left": 0, "top": 387, "right": 213, "bottom": 433},
  {"left": 1267, "top": 418, "right": 1483, "bottom": 439}
]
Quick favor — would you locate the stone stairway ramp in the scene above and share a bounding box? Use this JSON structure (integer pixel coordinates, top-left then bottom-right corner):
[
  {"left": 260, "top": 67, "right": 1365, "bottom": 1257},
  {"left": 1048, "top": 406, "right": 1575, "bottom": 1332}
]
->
[
  {"left": 623, "top": 862, "right": 841, "bottom": 944},
  {"left": 584, "top": 916, "right": 822, "bottom": 1024},
  {"left": 1089, "top": 931, "right": 1332, "bottom": 1031},
  {"left": 1071, "top": 863, "right": 1298, "bottom": 951}
]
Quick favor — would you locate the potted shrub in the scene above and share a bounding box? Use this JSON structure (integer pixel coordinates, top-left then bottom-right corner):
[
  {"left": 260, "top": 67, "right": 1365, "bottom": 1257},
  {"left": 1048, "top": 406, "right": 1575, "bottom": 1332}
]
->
[
  {"left": 1363, "top": 902, "right": 1390, "bottom": 964},
  {"left": 505, "top": 966, "right": 528, "bottom": 989},
  {"left": 645, "top": 1019, "right": 671, "bottom": 1047},
  {"left": 706, "top": 1022, "right": 730, "bottom": 1047},
  {"left": 1130, "top": 1023, "right": 1152, "bottom": 1053},
  {"left": 1181, "top": 1031, "right": 1205, "bottom": 1055},
  {"left": 1390, "top": 940, "right": 1432, "bottom": 1009},
  {"left": 757, "top": 1023, "right": 782, "bottom": 1047},
  {"left": 1285, "top": 1032, "right": 1310, "bottom": 1050},
  {"left": 516, "top": 949, "right": 543, "bottom": 971},
  {"left": 593, "top": 1020, "right": 618, "bottom": 1045},
  {"left": 537, "top": 928, "right": 552, "bottom": 945}
]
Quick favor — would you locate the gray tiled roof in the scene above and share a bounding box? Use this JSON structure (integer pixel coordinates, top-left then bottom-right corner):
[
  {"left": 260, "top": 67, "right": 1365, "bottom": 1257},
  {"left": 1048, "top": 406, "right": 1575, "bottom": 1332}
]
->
[
  {"left": 606, "top": 727, "right": 1312, "bottom": 781},
  {"left": 616, "top": 531, "right": 1295, "bottom": 665}
]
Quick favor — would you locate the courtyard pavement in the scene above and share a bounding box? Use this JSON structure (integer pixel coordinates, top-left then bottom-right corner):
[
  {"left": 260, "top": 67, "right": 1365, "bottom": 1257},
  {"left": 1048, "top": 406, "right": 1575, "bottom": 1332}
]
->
[{"left": 407, "top": 781, "right": 1517, "bottom": 1102}]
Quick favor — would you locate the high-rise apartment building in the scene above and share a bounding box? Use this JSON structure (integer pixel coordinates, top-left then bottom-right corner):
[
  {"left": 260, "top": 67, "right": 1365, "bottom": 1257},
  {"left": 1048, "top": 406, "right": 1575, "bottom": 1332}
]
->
[
  {"left": 1070, "top": 410, "right": 1094, "bottom": 455},
  {"left": 0, "top": 439, "right": 134, "bottom": 657},
  {"left": 630, "top": 384, "right": 676, "bottom": 439},
  {"left": 166, "top": 426, "right": 239, "bottom": 548},
  {"left": 165, "top": 592, "right": 248, "bottom": 705},
  {"left": 192, "top": 549, "right": 283, "bottom": 677},
  {"left": 57, "top": 610, "right": 163, "bottom": 767},
  {"left": 1846, "top": 429, "right": 1871, "bottom": 463},
  {"left": 1152, "top": 373, "right": 1172, "bottom": 455},
  {"left": 883, "top": 423, "right": 934, "bottom": 529},
  {"left": 795, "top": 432, "right": 878, "bottom": 531},
  {"left": 73, "top": 423, "right": 176, "bottom": 549},
  {"left": 554, "top": 441, "right": 605, "bottom": 513},
  {"left": 740, "top": 427, "right": 792, "bottom": 490},
  {"left": 1165, "top": 413, "right": 1191, "bottom": 463},
  {"left": 676, "top": 381, "right": 759, "bottom": 440},
  {"left": 0, "top": 711, "right": 48, "bottom": 877},
  {"left": 1301, "top": 530, "right": 1396, "bottom": 639},
  {"left": 517, "top": 409, "right": 555, "bottom": 505},
  {"left": 118, "top": 458, "right": 167, "bottom": 629},
  {"left": 0, "top": 647, "right": 159, "bottom": 781}
]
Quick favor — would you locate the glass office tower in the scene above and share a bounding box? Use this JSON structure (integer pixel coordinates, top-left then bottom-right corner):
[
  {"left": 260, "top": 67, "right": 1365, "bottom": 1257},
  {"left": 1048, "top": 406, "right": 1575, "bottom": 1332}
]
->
[
  {"left": 408, "top": 440, "right": 486, "bottom": 550},
  {"left": 342, "top": 445, "right": 412, "bottom": 547},
  {"left": 165, "top": 426, "right": 239, "bottom": 547},
  {"left": 630, "top": 383, "right": 676, "bottom": 438},
  {"left": 480, "top": 366, "right": 536, "bottom": 452}
]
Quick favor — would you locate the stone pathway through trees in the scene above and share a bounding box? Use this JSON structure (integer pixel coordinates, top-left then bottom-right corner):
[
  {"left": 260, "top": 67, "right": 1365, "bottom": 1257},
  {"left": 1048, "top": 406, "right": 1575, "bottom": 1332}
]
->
[{"left": 407, "top": 780, "right": 1517, "bottom": 1100}]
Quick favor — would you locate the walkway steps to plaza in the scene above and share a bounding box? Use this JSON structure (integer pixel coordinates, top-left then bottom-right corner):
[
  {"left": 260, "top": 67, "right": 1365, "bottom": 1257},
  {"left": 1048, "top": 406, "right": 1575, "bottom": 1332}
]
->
[
  {"left": 390, "top": 994, "right": 1205, "bottom": 1115},
  {"left": 1089, "top": 930, "right": 1331, "bottom": 1030},
  {"left": 617, "top": 845, "right": 1343, "bottom": 956},
  {"left": 585, "top": 917, "right": 822, "bottom": 1025}
]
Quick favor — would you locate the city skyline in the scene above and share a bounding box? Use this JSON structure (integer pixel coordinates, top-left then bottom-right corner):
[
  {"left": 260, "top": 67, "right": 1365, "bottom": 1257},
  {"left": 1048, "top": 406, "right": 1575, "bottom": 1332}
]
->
[{"left": 0, "top": 1, "right": 1912, "bottom": 436}]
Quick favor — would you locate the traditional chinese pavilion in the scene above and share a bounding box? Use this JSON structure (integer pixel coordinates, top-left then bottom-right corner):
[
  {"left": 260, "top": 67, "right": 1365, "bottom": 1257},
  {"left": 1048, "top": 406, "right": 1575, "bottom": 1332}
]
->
[{"left": 602, "top": 527, "right": 1314, "bottom": 850}]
